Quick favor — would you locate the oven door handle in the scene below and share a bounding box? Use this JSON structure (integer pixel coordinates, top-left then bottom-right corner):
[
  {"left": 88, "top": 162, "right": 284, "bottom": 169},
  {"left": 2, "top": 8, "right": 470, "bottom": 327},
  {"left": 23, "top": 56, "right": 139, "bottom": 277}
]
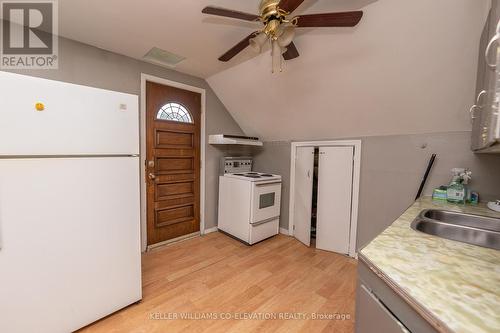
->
[
  {"left": 251, "top": 216, "right": 279, "bottom": 226},
  {"left": 255, "top": 181, "right": 281, "bottom": 187}
]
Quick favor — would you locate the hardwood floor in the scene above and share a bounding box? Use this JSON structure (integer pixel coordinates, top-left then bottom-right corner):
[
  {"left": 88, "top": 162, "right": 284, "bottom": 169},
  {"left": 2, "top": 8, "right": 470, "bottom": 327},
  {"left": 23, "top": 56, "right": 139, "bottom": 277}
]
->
[{"left": 79, "top": 232, "right": 357, "bottom": 333}]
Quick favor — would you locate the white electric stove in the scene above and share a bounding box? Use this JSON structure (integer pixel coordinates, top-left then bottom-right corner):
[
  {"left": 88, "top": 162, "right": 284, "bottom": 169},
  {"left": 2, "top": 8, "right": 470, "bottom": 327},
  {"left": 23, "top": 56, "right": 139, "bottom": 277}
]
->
[{"left": 218, "top": 157, "right": 281, "bottom": 245}]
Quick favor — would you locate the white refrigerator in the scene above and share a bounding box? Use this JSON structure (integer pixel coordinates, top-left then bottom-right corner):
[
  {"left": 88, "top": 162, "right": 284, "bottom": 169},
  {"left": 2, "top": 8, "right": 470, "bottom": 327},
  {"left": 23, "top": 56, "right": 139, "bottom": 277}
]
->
[{"left": 0, "top": 71, "right": 142, "bottom": 332}]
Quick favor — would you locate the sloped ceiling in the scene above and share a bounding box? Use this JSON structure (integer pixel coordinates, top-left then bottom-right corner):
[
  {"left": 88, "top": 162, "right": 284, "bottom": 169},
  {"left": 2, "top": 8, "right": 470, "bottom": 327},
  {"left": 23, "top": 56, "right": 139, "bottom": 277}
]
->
[{"left": 207, "top": 0, "right": 492, "bottom": 141}]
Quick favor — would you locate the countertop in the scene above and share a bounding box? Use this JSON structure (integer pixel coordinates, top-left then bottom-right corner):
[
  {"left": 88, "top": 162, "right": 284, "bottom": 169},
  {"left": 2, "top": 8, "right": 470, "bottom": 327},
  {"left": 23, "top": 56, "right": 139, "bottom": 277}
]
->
[{"left": 359, "top": 197, "right": 500, "bottom": 333}]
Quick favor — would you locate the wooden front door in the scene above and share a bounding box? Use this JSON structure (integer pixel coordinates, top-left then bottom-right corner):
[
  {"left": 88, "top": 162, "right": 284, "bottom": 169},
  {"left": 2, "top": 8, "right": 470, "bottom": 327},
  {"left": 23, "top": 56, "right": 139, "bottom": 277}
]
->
[{"left": 146, "top": 81, "right": 201, "bottom": 246}]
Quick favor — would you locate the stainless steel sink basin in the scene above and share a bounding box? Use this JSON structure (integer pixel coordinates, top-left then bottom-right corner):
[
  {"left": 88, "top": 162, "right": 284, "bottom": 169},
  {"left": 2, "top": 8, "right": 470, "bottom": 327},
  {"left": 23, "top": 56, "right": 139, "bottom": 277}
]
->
[{"left": 411, "top": 209, "right": 500, "bottom": 250}]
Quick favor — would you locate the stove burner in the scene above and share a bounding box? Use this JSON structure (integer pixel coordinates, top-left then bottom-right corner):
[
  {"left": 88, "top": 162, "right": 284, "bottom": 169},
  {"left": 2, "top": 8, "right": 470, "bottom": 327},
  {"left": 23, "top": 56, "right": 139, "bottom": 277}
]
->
[{"left": 229, "top": 172, "right": 276, "bottom": 179}]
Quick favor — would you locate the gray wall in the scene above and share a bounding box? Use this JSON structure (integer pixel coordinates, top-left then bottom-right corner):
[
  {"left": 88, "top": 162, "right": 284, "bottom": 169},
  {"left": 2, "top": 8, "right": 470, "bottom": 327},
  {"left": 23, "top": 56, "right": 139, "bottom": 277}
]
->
[
  {"left": 252, "top": 142, "right": 292, "bottom": 231},
  {"left": 253, "top": 131, "right": 500, "bottom": 250},
  {"left": 2, "top": 35, "right": 244, "bottom": 232}
]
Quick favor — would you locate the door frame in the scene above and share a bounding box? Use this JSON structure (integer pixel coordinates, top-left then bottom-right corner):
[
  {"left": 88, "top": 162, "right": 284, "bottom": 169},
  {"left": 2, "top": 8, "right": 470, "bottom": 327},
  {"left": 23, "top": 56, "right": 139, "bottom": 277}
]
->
[
  {"left": 289, "top": 140, "right": 361, "bottom": 258},
  {"left": 140, "top": 73, "right": 206, "bottom": 252}
]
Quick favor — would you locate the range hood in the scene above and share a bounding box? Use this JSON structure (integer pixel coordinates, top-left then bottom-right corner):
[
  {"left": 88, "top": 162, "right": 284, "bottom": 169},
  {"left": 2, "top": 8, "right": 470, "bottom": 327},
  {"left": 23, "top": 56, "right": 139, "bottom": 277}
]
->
[{"left": 209, "top": 134, "right": 263, "bottom": 146}]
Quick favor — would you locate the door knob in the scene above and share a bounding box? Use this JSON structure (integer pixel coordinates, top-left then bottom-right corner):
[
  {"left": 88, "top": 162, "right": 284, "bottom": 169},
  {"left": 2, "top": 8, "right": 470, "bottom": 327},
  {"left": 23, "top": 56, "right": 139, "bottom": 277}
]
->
[{"left": 148, "top": 173, "right": 156, "bottom": 180}]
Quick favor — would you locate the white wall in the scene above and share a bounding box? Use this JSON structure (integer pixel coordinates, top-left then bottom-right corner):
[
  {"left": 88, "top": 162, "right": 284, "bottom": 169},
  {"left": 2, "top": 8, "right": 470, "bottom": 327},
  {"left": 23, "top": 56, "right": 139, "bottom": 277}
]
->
[{"left": 208, "top": 0, "right": 491, "bottom": 141}]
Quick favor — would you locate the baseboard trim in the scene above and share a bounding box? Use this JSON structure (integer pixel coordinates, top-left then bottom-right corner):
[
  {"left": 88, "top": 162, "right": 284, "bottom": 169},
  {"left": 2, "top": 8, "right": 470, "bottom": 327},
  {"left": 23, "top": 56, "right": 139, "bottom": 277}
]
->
[
  {"left": 204, "top": 226, "right": 218, "bottom": 234},
  {"left": 279, "top": 227, "right": 290, "bottom": 235},
  {"left": 146, "top": 231, "right": 200, "bottom": 252}
]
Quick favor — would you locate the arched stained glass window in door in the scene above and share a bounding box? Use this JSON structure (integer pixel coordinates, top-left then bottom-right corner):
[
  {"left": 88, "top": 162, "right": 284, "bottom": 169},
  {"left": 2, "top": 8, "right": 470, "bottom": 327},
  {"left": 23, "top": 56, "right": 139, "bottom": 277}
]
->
[{"left": 156, "top": 102, "right": 193, "bottom": 123}]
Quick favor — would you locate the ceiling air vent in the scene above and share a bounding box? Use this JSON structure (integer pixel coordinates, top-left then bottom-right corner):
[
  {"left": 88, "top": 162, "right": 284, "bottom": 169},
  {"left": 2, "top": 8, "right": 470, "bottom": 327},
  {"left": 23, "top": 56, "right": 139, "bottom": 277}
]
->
[{"left": 143, "top": 47, "right": 185, "bottom": 68}]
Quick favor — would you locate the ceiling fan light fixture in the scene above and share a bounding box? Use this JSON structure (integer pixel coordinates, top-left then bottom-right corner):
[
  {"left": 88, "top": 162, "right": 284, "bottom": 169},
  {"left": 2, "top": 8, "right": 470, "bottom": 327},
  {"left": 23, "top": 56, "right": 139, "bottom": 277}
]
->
[
  {"left": 249, "top": 32, "right": 268, "bottom": 53},
  {"left": 277, "top": 24, "right": 295, "bottom": 48}
]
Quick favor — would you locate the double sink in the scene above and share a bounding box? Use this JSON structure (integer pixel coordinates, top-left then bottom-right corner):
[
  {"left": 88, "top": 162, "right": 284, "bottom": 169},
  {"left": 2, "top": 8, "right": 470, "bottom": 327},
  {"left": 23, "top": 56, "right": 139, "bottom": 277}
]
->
[{"left": 411, "top": 209, "right": 500, "bottom": 250}]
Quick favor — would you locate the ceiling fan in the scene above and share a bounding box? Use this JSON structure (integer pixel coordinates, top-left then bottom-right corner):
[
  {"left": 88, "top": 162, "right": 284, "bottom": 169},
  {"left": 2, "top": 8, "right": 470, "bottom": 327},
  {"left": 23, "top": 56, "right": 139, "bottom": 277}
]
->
[{"left": 202, "top": 0, "right": 363, "bottom": 72}]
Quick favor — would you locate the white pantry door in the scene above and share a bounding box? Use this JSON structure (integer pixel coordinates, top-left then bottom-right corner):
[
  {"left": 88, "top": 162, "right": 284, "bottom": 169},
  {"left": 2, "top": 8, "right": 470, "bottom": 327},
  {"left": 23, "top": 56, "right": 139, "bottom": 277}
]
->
[
  {"left": 293, "top": 147, "right": 315, "bottom": 246},
  {"left": 316, "top": 146, "right": 354, "bottom": 254}
]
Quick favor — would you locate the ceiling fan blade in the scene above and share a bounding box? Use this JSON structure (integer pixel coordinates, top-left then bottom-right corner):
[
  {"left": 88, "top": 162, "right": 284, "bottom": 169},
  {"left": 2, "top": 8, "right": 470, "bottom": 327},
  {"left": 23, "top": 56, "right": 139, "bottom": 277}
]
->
[
  {"left": 279, "top": 0, "right": 306, "bottom": 14},
  {"left": 218, "top": 32, "right": 259, "bottom": 62},
  {"left": 202, "top": 6, "right": 260, "bottom": 21},
  {"left": 296, "top": 11, "right": 363, "bottom": 27},
  {"left": 283, "top": 42, "right": 299, "bottom": 60}
]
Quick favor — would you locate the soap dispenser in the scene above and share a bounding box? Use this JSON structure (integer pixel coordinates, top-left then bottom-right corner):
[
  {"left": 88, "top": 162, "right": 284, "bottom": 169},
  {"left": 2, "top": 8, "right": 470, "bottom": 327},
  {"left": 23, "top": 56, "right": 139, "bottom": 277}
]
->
[
  {"left": 447, "top": 168, "right": 466, "bottom": 204},
  {"left": 462, "top": 169, "right": 472, "bottom": 203}
]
